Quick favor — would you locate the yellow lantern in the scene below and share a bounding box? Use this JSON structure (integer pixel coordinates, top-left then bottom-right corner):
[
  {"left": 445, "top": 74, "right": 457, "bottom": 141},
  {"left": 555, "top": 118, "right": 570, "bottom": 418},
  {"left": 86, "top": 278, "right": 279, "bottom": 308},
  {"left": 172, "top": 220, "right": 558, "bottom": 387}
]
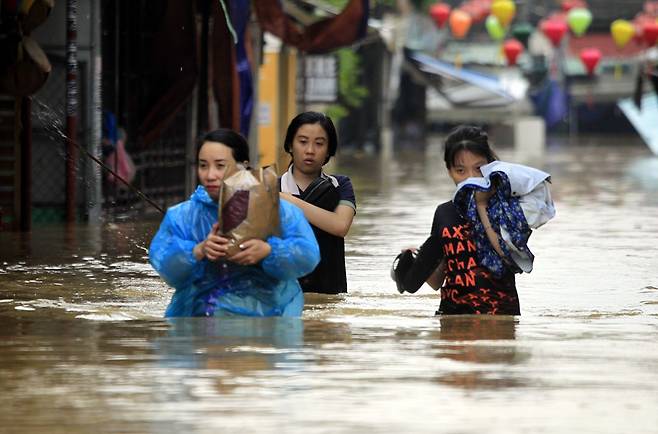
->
[
  {"left": 491, "top": 0, "right": 516, "bottom": 27},
  {"left": 610, "top": 19, "right": 635, "bottom": 49}
]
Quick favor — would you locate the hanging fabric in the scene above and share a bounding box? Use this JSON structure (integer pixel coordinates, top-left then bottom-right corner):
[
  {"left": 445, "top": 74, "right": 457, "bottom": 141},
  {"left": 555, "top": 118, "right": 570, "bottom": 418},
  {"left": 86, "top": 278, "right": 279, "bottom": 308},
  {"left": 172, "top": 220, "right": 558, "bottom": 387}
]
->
[{"left": 252, "top": 0, "right": 369, "bottom": 54}]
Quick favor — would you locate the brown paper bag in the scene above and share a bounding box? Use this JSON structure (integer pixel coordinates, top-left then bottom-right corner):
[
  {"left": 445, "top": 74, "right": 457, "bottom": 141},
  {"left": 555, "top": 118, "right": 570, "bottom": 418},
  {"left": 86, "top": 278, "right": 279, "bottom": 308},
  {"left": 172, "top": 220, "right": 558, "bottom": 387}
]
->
[{"left": 218, "top": 165, "right": 280, "bottom": 257}]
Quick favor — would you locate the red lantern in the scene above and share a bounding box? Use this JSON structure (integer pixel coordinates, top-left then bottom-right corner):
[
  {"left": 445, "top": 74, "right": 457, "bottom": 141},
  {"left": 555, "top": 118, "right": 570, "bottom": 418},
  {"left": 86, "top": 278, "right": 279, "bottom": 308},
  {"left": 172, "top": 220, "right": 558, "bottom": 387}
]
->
[
  {"left": 461, "top": 2, "right": 487, "bottom": 23},
  {"left": 561, "top": 0, "right": 586, "bottom": 12},
  {"left": 579, "top": 48, "right": 602, "bottom": 76},
  {"left": 561, "top": 1, "right": 576, "bottom": 12},
  {"left": 642, "top": 21, "right": 658, "bottom": 46},
  {"left": 541, "top": 18, "right": 568, "bottom": 47},
  {"left": 430, "top": 3, "right": 451, "bottom": 28},
  {"left": 503, "top": 39, "right": 524, "bottom": 66}
]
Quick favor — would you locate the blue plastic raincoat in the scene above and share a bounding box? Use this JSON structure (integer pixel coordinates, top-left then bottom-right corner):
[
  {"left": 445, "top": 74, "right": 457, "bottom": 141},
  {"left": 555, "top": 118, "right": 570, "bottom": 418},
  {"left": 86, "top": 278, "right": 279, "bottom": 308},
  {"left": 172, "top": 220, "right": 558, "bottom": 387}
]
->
[{"left": 149, "top": 186, "right": 320, "bottom": 317}]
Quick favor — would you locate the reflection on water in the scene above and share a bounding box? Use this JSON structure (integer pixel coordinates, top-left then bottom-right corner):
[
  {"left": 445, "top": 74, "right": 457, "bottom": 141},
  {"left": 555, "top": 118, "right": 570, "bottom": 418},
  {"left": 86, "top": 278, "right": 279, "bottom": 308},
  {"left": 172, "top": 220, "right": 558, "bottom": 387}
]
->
[
  {"left": 433, "top": 316, "right": 526, "bottom": 389},
  {"left": 1, "top": 136, "right": 658, "bottom": 433}
]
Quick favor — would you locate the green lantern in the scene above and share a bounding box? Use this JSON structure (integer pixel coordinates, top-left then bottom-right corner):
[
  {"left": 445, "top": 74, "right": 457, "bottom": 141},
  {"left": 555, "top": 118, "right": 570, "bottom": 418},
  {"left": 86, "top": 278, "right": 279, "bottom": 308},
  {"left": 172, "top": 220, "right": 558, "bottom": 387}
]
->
[
  {"left": 567, "top": 8, "right": 592, "bottom": 37},
  {"left": 486, "top": 15, "right": 506, "bottom": 41},
  {"left": 511, "top": 22, "right": 534, "bottom": 48}
]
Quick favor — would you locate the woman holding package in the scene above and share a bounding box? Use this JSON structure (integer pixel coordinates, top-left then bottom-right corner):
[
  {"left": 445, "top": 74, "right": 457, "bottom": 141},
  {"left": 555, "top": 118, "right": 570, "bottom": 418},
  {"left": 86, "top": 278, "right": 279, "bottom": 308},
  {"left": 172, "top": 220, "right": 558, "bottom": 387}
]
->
[
  {"left": 278, "top": 112, "right": 356, "bottom": 294},
  {"left": 392, "top": 125, "right": 554, "bottom": 315},
  {"left": 149, "top": 129, "right": 320, "bottom": 317}
]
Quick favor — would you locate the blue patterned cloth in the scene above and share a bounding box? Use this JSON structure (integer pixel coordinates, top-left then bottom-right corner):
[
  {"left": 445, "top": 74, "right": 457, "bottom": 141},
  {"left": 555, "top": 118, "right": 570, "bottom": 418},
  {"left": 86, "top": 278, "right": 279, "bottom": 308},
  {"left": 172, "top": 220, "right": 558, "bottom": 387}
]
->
[
  {"left": 453, "top": 173, "right": 533, "bottom": 278},
  {"left": 149, "top": 186, "right": 320, "bottom": 317}
]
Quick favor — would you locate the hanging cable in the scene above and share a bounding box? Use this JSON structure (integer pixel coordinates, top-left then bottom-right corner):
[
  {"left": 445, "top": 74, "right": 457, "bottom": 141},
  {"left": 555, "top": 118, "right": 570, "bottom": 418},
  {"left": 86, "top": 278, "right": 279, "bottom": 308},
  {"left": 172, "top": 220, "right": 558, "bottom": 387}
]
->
[{"left": 217, "top": 0, "right": 238, "bottom": 44}]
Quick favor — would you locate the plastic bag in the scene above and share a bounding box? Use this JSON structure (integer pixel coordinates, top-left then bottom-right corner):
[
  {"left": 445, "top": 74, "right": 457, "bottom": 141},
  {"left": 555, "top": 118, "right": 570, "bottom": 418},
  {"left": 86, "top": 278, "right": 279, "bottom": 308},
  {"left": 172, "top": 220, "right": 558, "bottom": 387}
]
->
[{"left": 219, "top": 165, "right": 280, "bottom": 256}]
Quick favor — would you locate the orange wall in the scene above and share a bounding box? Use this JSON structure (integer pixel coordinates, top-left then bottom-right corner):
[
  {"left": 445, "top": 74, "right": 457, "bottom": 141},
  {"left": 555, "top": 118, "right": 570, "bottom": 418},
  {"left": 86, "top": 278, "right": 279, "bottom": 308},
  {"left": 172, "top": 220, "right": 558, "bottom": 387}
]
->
[
  {"left": 257, "top": 47, "right": 297, "bottom": 174},
  {"left": 257, "top": 51, "right": 280, "bottom": 167}
]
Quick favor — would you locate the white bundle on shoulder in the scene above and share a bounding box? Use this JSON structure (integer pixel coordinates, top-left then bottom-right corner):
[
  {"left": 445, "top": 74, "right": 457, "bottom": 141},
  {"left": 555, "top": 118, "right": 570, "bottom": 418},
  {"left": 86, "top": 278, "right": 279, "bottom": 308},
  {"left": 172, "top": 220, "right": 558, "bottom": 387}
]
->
[
  {"left": 453, "top": 161, "right": 556, "bottom": 274},
  {"left": 480, "top": 161, "right": 555, "bottom": 229}
]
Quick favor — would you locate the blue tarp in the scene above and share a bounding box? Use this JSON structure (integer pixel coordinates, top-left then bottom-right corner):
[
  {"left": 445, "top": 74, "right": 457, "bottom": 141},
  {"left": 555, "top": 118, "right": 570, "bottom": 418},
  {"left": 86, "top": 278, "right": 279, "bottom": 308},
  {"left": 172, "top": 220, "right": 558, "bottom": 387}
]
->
[{"left": 529, "top": 79, "right": 568, "bottom": 128}]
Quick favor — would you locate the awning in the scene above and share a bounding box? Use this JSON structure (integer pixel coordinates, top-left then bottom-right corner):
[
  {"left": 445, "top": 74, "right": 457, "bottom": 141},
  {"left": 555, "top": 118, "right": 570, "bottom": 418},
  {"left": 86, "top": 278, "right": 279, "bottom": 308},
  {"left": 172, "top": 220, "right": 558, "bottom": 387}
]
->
[
  {"left": 410, "top": 51, "right": 526, "bottom": 107},
  {"left": 618, "top": 93, "right": 658, "bottom": 156}
]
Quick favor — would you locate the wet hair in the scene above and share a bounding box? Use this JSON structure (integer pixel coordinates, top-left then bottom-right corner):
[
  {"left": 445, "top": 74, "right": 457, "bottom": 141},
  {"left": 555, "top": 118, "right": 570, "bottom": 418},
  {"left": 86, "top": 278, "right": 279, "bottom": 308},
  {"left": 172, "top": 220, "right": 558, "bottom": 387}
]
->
[
  {"left": 283, "top": 111, "right": 338, "bottom": 165},
  {"left": 443, "top": 125, "right": 498, "bottom": 169},
  {"left": 198, "top": 129, "right": 250, "bottom": 163}
]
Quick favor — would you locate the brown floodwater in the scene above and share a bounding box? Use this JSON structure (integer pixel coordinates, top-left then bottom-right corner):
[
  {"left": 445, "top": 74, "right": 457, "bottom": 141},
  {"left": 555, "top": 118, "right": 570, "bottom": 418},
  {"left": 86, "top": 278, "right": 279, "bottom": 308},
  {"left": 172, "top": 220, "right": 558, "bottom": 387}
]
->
[{"left": 1, "top": 135, "right": 657, "bottom": 433}]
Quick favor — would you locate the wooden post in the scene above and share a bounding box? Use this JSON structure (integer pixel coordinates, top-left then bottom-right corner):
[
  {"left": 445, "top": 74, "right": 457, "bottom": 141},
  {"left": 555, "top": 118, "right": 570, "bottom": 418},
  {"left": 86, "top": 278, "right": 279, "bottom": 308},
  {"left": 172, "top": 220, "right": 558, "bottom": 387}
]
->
[
  {"left": 19, "top": 97, "right": 32, "bottom": 231},
  {"left": 198, "top": 0, "right": 210, "bottom": 134},
  {"left": 65, "top": 0, "right": 79, "bottom": 223}
]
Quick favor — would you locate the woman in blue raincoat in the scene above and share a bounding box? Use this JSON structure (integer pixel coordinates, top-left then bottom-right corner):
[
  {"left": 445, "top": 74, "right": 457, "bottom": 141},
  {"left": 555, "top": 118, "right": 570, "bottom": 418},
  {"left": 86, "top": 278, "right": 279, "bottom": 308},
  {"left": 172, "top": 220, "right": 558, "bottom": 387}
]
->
[{"left": 149, "top": 129, "right": 320, "bottom": 317}]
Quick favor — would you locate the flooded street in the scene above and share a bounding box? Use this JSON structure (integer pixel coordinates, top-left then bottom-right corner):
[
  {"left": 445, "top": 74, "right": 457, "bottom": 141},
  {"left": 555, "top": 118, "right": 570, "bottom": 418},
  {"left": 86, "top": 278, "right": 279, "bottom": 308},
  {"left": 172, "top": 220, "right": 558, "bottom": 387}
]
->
[{"left": 1, "top": 135, "right": 657, "bottom": 433}]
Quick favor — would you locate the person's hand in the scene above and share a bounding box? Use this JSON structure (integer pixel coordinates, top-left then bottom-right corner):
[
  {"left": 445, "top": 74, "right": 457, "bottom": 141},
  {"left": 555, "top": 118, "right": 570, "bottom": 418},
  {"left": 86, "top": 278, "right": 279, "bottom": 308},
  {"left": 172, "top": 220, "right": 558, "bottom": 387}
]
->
[
  {"left": 475, "top": 189, "right": 495, "bottom": 207},
  {"left": 194, "top": 223, "right": 231, "bottom": 261},
  {"left": 228, "top": 239, "right": 272, "bottom": 266}
]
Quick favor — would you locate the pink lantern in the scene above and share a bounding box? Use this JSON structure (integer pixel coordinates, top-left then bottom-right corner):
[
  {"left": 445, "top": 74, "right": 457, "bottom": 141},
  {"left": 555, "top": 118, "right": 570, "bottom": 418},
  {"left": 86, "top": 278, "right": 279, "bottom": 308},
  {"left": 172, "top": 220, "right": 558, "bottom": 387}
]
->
[
  {"left": 541, "top": 18, "right": 568, "bottom": 47},
  {"left": 580, "top": 48, "right": 602, "bottom": 76}
]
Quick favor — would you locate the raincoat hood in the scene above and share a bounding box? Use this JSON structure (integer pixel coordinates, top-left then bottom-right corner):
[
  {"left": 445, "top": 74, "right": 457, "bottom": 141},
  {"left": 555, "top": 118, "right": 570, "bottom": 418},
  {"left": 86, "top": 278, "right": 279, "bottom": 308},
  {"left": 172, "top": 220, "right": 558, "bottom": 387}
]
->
[{"left": 190, "top": 185, "right": 217, "bottom": 208}]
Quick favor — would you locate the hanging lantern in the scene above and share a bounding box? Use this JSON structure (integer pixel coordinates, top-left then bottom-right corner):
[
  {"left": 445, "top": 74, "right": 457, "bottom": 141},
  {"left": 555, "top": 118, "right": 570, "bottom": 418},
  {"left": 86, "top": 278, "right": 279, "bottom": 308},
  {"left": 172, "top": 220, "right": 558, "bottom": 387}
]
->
[
  {"left": 561, "top": 1, "right": 576, "bottom": 12},
  {"left": 561, "top": 0, "right": 586, "bottom": 12},
  {"left": 449, "top": 9, "right": 472, "bottom": 39},
  {"left": 511, "top": 22, "right": 534, "bottom": 48},
  {"left": 491, "top": 0, "right": 516, "bottom": 27},
  {"left": 567, "top": 8, "right": 592, "bottom": 37},
  {"left": 579, "top": 48, "right": 602, "bottom": 75},
  {"left": 541, "top": 18, "right": 568, "bottom": 47},
  {"left": 642, "top": 21, "right": 658, "bottom": 46},
  {"left": 486, "top": 15, "right": 506, "bottom": 41},
  {"left": 429, "top": 3, "right": 451, "bottom": 29},
  {"left": 503, "top": 39, "right": 524, "bottom": 65},
  {"left": 611, "top": 19, "right": 635, "bottom": 49},
  {"left": 462, "top": 0, "right": 488, "bottom": 23}
]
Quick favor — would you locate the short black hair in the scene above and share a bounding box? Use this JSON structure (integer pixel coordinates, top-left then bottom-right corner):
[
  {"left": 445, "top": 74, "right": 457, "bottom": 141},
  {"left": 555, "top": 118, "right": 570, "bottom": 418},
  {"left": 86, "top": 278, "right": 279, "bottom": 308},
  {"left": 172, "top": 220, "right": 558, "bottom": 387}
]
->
[
  {"left": 198, "top": 129, "right": 250, "bottom": 163},
  {"left": 283, "top": 111, "right": 338, "bottom": 165},
  {"left": 444, "top": 125, "right": 498, "bottom": 169}
]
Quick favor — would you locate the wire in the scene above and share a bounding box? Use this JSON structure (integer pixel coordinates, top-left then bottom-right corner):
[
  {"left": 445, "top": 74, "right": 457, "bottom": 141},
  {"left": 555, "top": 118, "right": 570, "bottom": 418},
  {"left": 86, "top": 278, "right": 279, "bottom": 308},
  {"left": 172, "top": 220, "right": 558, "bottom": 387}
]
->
[{"left": 217, "top": 0, "right": 238, "bottom": 44}]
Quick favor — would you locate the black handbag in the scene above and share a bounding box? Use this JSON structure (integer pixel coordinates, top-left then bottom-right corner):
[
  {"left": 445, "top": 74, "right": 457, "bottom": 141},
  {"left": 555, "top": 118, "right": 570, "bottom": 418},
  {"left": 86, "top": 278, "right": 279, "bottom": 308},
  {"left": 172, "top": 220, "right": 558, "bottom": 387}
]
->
[
  {"left": 300, "top": 176, "right": 340, "bottom": 211},
  {"left": 390, "top": 250, "right": 416, "bottom": 294}
]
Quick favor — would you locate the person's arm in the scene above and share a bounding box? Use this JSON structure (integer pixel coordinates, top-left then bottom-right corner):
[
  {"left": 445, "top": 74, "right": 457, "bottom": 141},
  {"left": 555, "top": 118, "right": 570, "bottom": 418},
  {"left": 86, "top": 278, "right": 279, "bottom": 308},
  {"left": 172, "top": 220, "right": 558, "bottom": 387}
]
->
[
  {"left": 280, "top": 193, "right": 354, "bottom": 237},
  {"left": 149, "top": 209, "right": 206, "bottom": 289},
  {"left": 399, "top": 234, "right": 444, "bottom": 293},
  {"left": 475, "top": 190, "right": 505, "bottom": 258},
  {"left": 260, "top": 201, "right": 320, "bottom": 281},
  {"left": 425, "top": 259, "right": 447, "bottom": 290}
]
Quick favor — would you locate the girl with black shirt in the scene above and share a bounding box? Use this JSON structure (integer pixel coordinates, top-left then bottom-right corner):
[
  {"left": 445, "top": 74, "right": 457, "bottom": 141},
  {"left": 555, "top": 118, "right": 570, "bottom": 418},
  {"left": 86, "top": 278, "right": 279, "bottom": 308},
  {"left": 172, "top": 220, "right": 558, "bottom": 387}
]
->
[
  {"left": 395, "top": 125, "right": 520, "bottom": 315},
  {"left": 279, "top": 112, "right": 357, "bottom": 294}
]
